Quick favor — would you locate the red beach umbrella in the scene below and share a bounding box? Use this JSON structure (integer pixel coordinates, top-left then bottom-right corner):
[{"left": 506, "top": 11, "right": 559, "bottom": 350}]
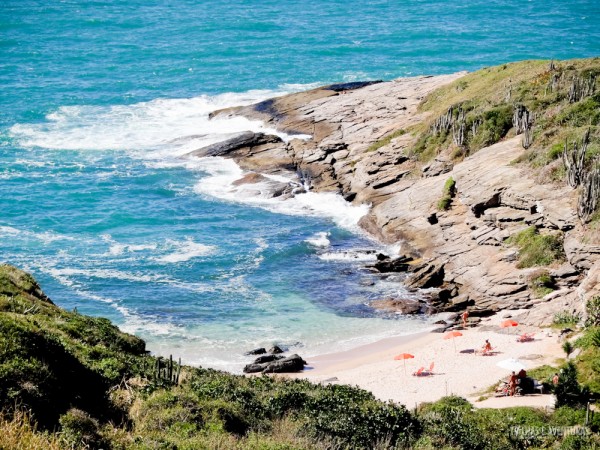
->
[
  {"left": 394, "top": 353, "right": 414, "bottom": 374},
  {"left": 500, "top": 319, "right": 519, "bottom": 334},
  {"left": 443, "top": 330, "right": 463, "bottom": 352}
]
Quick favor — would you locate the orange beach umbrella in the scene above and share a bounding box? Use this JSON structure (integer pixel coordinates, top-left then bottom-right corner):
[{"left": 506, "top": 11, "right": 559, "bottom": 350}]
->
[
  {"left": 443, "top": 330, "right": 463, "bottom": 352},
  {"left": 394, "top": 353, "right": 414, "bottom": 374},
  {"left": 500, "top": 319, "right": 519, "bottom": 334}
]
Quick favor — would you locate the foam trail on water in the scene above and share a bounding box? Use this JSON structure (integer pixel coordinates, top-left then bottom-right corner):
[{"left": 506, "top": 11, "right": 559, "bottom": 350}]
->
[
  {"left": 305, "top": 232, "right": 331, "bottom": 248},
  {"left": 154, "top": 238, "right": 216, "bottom": 264},
  {"left": 319, "top": 250, "right": 378, "bottom": 263},
  {"left": 191, "top": 157, "right": 370, "bottom": 233},
  {"left": 9, "top": 89, "right": 310, "bottom": 157}
]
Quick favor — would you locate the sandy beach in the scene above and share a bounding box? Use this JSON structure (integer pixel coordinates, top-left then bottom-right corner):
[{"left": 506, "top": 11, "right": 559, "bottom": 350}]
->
[{"left": 289, "top": 311, "right": 564, "bottom": 410}]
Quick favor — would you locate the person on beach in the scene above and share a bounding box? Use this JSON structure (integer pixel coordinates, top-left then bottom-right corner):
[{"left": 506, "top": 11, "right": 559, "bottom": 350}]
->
[
  {"left": 552, "top": 372, "right": 559, "bottom": 385},
  {"left": 461, "top": 310, "right": 469, "bottom": 328},
  {"left": 509, "top": 371, "right": 518, "bottom": 396},
  {"left": 482, "top": 339, "right": 492, "bottom": 355}
]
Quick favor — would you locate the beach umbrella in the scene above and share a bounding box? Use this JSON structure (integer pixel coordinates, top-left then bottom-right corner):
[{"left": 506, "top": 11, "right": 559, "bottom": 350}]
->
[
  {"left": 394, "top": 353, "right": 414, "bottom": 374},
  {"left": 443, "top": 330, "right": 463, "bottom": 352},
  {"left": 496, "top": 358, "right": 528, "bottom": 373},
  {"left": 500, "top": 319, "right": 519, "bottom": 334}
]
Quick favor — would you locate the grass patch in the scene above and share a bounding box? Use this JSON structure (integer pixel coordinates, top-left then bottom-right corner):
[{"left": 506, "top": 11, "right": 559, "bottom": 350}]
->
[
  {"left": 506, "top": 226, "right": 565, "bottom": 268},
  {"left": 366, "top": 128, "right": 406, "bottom": 152},
  {"left": 527, "top": 269, "right": 556, "bottom": 298},
  {"left": 437, "top": 177, "right": 456, "bottom": 211},
  {"left": 553, "top": 310, "right": 581, "bottom": 327}
]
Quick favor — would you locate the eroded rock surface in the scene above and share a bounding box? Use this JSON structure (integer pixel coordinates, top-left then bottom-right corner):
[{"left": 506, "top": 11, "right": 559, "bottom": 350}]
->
[{"left": 186, "top": 74, "right": 598, "bottom": 325}]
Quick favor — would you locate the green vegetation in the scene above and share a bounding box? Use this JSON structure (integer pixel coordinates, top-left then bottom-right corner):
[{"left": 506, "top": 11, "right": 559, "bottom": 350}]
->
[
  {"left": 585, "top": 296, "right": 600, "bottom": 327},
  {"left": 366, "top": 128, "right": 406, "bottom": 152},
  {"left": 506, "top": 226, "right": 565, "bottom": 268},
  {"left": 437, "top": 176, "right": 456, "bottom": 211},
  {"left": 4, "top": 263, "right": 600, "bottom": 449},
  {"left": 528, "top": 269, "right": 556, "bottom": 298},
  {"left": 553, "top": 310, "right": 582, "bottom": 327},
  {"left": 409, "top": 58, "right": 600, "bottom": 172}
]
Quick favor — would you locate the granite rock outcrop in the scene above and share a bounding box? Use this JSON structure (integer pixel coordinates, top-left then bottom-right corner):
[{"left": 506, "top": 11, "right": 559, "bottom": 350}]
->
[{"left": 186, "top": 74, "right": 598, "bottom": 325}]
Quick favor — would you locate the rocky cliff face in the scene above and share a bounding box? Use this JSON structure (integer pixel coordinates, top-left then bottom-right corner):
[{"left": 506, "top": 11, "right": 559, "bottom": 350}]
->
[{"left": 188, "top": 72, "right": 598, "bottom": 325}]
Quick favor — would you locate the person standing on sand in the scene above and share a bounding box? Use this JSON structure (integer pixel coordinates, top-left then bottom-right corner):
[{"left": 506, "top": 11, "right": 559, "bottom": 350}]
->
[
  {"left": 509, "top": 371, "right": 518, "bottom": 396},
  {"left": 461, "top": 310, "right": 469, "bottom": 328}
]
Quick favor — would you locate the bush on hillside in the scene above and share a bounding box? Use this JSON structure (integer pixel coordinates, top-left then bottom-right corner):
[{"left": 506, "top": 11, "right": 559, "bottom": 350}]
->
[
  {"left": 555, "top": 362, "right": 590, "bottom": 408},
  {"left": 506, "top": 226, "right": 565, "bottom": 268}
]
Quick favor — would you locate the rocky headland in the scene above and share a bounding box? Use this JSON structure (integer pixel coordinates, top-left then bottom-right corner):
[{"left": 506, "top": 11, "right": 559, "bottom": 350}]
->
[{"left": 187, "top": 58, "right": 600, "bottom": 326}]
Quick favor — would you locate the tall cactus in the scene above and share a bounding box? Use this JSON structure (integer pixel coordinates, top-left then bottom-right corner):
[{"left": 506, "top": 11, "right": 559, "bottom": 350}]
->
[{"left": 563, "top": 129, "right": 589, "bottom": 188}]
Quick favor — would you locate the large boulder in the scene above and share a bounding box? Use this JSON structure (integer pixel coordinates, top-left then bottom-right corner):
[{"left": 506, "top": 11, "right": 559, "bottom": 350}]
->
[
  {"left": 405, "top": 262, "right": 445, "bottom": 289},
  {"left": 368, "top": 255, "right": 414, "bottom": 273},
  {"left": 187, "top": 132, "right": 283, "bottom": 158},
  {"left": 262, "top": 354, "right": 307, "bottom": 373},
  {"left": 243, "top": 354, "right": 307, "bottom": 374}
]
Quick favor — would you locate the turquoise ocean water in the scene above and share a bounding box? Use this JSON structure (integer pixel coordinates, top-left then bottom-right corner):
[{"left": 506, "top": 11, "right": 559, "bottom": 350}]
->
[{"left": 1, "top": 0, "right": 599, "bottom": 371}]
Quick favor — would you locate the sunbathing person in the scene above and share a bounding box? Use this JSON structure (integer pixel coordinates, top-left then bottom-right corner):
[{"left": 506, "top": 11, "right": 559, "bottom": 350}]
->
[{"left": 481, "top": 339, "right": 493, "bottom": 355}]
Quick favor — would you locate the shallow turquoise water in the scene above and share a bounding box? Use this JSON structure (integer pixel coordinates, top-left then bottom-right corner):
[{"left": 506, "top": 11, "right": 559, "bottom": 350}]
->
[{"left": 1, "top": 0, "right": 598, "bottom": 371}]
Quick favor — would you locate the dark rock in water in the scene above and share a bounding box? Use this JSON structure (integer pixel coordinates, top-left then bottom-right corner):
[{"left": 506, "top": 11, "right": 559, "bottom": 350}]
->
[
  {"left": 232, "top": 173, "right": 267, "bottom": 186},
  {"left": 431, "top": 326, "right": 451, "bottom": 333},
  {"left": 262, "top": 354, "right": 307, "bottom": 373},
  {"left": 376, "top": 253, "right": 389, "bottom": 261},
  {"left": 245, "top": 347, "right": 267, "bottom": 355},
  {"left": 368, "top": 255, "right": 414, "bottom": 273},
  {"left": 269, "top": 345, "right": 284, "bottom": 354},
  {"left": 324, "top": 80, "right": 383, "bottom": 92},
  {"left": 188, "top": 132, "right": 283, "bottom": 158},
  {"left": 433, "top": 319, "right": 447, "bottom": 325},
  {"left": 254, "top": 354, "right": 284, "bottom": 364},
  {"left": 344, "top": 192, "right": 357, "bottom": 202}
]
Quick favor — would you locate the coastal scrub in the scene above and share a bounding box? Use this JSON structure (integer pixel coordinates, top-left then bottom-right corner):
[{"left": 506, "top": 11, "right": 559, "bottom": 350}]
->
[{"left": 506, "top": 226, "right": 565, "bottom": 268}]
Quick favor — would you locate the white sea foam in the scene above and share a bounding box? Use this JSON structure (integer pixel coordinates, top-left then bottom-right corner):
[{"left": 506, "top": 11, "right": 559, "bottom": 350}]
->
[
  {"left": 0, "top": 225, "right": 75, "bottom": 243},
  {"left": 191, "top": 156, "right": 370, "bottom": 232},
  {"left": 318, "top": 250, "right": 378, "bottom": 262},
  {"left": 154, "top": 238, "right": 216, "bottom": 263},
  {"left": 9, "top": 88, "right": 309, "bottom": 157},
  {"left": 47, "top": 267, "right": 166, "bottom": 284},
  {"left": 305, "top": 231, "right": 331, "bottom": 248}
]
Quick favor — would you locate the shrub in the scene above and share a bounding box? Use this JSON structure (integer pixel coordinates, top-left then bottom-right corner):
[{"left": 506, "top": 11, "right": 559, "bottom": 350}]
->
[
  {"left": 469, "top": 104, "right": 514, "bottom": 150},
  {"left": 506, "top": 226, "right": 565, "bottom": 268},
  {"left": 59, "top": 408, "right": 105, "bottom": 449},
  {"left": 585, "top": 296, "right": 600, "bottom": 327},
  {"left": 418, "top": 396, "right": 490, "bottom": 449},
  {"left": 555, "top": 363, "right": 590, "bottom": 408},
  {"left": 0, "top": 410, "right": 62, "bottom": 450},
  {"left": 302, "top": 384, "right": 419, "bottom": 448},
  {"left": 528, "top": 269, "right": 556, "bottom": 298},
  {"left": 563, "top": 341, "right": 574, "bottom": 357},
  {"left": 575, "top": 327, "right": 600, "bottom": 349},
  {"left": 554, "top": 311, "right": 581, "bottom": 327},
  {"left": 437, "top": 177, "right": 456, "bottom": 211}
]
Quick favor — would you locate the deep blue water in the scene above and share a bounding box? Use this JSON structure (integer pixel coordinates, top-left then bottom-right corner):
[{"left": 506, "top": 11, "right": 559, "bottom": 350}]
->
[{"left": 1, "top": 0, "right": 598, "bottom": 371}]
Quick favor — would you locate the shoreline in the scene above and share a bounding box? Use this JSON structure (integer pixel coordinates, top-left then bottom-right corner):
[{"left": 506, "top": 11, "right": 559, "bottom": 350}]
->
[{"left": 283, "top": 311, "right": 563, "bottom": 409}]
